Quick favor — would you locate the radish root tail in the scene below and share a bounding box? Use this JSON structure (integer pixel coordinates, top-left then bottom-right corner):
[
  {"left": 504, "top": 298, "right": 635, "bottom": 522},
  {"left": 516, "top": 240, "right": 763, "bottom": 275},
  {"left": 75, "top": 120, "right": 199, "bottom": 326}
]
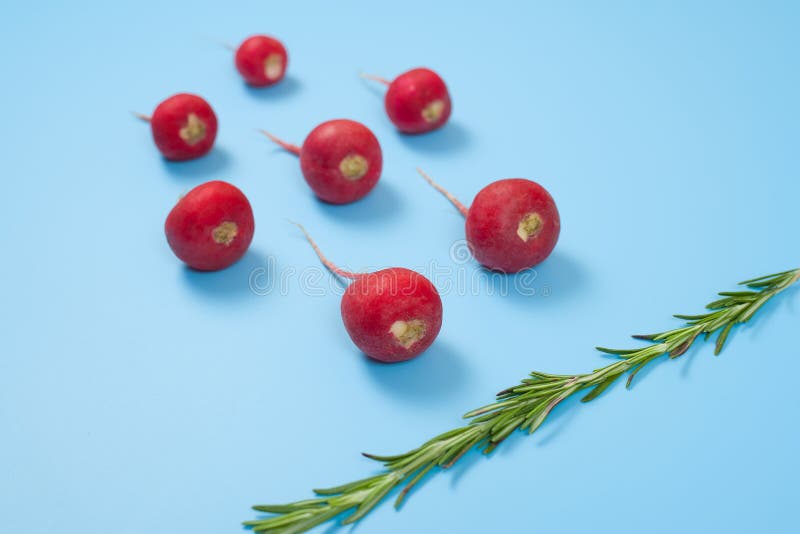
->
[
  {"left": 359, "top": 72, "right": 391, "bottom": 86},
  {"left": 416, "top": 168, "right": 469, "bottom": 217},
  {"left": 132, "top": 112, "right": 152, "bottom": 123},
  {"left": 290, "top": 221, "right": 362, "bottom": 280},
  {"left": 258, "top": 130, "right": 302, "bottom": 156}
]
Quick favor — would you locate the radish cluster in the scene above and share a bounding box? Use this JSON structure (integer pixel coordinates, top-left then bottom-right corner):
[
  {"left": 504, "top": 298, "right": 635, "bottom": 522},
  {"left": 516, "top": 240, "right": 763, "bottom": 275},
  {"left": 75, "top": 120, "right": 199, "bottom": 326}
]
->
[{"left": 136, "top": 33, "right": 563, "bottom": 366}]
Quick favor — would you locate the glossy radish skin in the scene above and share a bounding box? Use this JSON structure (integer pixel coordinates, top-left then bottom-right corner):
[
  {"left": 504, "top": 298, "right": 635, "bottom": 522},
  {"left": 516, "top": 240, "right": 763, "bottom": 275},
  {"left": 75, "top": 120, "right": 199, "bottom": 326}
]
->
[
  {"left": 150, "top": 94, "right": 217, "bottom": 161},
  {"left": 165, "top": 181, "right": 254, "bottom": 271},
  {"left": 235, "top": 35, "right": 288, "bottom": 87},
  {"left": 341, "top": 268, "right": 443, "bottom": 362},
  {"left": 385, "top": 68, "right": 451, "bottom": 134},
  {"left": 465, "top": 179, "right": 560, "bottom": 273}
]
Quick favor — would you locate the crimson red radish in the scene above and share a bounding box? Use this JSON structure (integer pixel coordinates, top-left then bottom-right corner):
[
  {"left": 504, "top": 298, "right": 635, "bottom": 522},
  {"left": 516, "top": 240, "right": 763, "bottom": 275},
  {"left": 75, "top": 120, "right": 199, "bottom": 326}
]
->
[
  {"left": 137, "top": 93, "right": 218, "bottom": 161},
  {"left": 362, "top": 68, "right": 451, "bottom": 134},
  {"left": 165, "top": 181, "right": 254, "bottom": 271},
  {"left": 235, "top": 35, "right": 288, "bottom": 87},
  {"left": 418, "top": 169, "right": 560, "bottom": 273},
  {"left": 259, "top": 120, "right": 382, "bottom": 204},
  {"left": 294, "top": 224, "right": 442, "bottom": 362}
]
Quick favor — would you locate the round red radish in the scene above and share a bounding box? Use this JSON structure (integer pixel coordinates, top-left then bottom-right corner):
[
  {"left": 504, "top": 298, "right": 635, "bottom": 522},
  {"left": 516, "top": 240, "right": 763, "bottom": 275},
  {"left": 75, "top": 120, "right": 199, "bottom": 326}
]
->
[
  {"left": 149, "top": 93, "right": 217, "bottom": 161},
  {"left": 294, "top": 225, "right": 442, "bottom": 362},
  {"left": 235, "top": 35, "right": 288, "bottom": 87},
  {"left": 466, "top": 179, "right": 560, "bottom": 273},
  {"left": 342, "top": 268, "right": 442, "bottom": 362},
  {"left": 363, "top": 68, "right": 451, "bottom": 134},
  {"left": 165, "top": 181, "right": 254, "bottom": 271},
  {"left": 418, "top": 170, "right": 560, "bottom": 273},
  {"left": 259, "top": 119, "right": 382, "bottom": 204}
]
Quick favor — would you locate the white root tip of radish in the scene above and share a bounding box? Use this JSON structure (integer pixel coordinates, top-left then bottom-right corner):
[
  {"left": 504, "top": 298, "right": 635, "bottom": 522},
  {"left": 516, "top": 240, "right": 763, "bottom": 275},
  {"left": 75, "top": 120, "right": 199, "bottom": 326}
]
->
[
  {"left": 179, "top": 113, "right": 207, "bottom": 145},
  {"left": 421, "top": 100, "right": 445, "bottom": 123},
  {"left": 212, "top": 221, "right": 238, "bottom": 246},
  {"left": 339, "top": 154, "right": 369, "bottom": 181},
  {"left": 516, "top": 213, "right": 543, "bottom": 242},
  {"left": 390, "top": 320, "right": 427, "bottom": 349},
  {"left": 264, "top": 53, "right": 284, "bottom": 80}
]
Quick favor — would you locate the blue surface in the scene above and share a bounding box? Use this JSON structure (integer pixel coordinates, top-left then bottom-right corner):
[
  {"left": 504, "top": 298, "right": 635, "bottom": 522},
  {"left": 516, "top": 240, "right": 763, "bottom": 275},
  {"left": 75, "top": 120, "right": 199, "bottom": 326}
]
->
[{"left": 2, "top": 1, "right": 799, "bottom": 533}]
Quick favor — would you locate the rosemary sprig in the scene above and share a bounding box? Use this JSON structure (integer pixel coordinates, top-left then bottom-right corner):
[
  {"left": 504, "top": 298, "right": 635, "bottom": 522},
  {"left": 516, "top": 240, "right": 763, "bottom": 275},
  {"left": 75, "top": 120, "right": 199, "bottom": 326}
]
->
[{"left": 245, "top": 268, "right": 799, "bottom": 533}]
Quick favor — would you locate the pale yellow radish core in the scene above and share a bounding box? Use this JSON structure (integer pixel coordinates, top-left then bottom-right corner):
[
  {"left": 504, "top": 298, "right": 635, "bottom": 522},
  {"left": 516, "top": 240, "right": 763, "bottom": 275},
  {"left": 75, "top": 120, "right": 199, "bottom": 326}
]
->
[
  {"left": 390, "top": 320, "right": 426, "bottom": 349},
  {"left": 264, "top": 53, "right": 284, "bottom": 80},
  {"left": 517, "top": 212, "right": 543, "bottom": 242},
  {"left": 421, "top": 100, "right": 445, "bottom": 123},
  {"left": 212, "top": 221, "right": 238, "bottom": 245},
  {"left": 339, "top": 154, "right": 369, "bottom": 181},
  {"left": 179, "top": 113, "right": 207, "bottom": 145}
]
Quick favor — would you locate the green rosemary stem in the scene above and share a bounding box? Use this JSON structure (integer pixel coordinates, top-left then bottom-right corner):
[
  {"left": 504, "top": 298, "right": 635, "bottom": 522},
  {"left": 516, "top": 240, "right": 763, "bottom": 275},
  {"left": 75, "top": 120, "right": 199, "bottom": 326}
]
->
[{"left": 245, "top": 267, "right": 799, "bottom": 533}]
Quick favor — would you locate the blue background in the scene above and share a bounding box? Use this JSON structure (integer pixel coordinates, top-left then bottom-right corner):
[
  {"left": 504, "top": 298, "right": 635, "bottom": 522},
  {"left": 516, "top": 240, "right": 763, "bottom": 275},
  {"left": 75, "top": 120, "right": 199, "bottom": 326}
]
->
[{"left": 2, "top": 1, "right": 799, "bottom": 533}]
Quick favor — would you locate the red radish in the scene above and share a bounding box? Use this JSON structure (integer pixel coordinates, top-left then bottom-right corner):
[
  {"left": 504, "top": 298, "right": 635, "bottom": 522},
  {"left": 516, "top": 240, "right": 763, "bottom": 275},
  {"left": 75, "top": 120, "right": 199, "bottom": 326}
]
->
[
  {"left": 294, "top": 224, "right": 442, "bottom": 362},
  {"left": 235, "top": 35, "right": 288, "bottom": 87},
  {"left": 165, "top": 180, "right": 254, "bottom": 271},
  {"left": 361, "top": 68, "right": 451, "bottom": 134},
  {"left": 418, "top": 169, "right": 560, "bottom": 273},
  {"left": 136, "top": 93, "right": 218, "bottom": 161},
  {"left": 259, "top": 119, "right": 382, "bottom": 204}
]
